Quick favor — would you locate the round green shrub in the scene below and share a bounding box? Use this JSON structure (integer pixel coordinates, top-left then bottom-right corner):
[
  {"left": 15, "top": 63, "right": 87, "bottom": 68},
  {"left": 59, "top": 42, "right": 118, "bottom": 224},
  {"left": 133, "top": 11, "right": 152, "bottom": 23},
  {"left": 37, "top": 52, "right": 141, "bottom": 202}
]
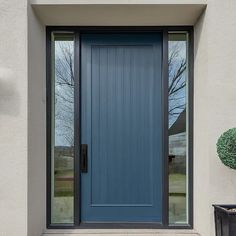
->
[{"left": 217, "top": 128, "right": 236, "bottom": 170}]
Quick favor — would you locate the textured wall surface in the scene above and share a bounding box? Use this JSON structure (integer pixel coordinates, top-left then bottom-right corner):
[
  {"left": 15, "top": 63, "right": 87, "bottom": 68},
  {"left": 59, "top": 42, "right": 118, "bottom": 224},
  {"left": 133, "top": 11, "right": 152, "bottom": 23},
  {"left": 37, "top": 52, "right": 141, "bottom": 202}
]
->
[
  {"left": 28, "top": 3, "right": 46, "bottom": 236},
  {"left": 194, "top": 1, "right": 236, "bottom": 236},
  {"left": 0, "top": 0, "right": 28, "bottom": 236}
]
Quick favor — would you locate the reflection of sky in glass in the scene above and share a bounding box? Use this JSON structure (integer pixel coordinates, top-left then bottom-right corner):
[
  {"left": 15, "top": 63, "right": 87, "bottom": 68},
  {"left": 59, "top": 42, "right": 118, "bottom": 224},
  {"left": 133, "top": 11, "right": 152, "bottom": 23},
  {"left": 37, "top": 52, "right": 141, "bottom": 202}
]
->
[
  {"left": 53, "top": 38, "right": 186, "bottom": 144},
  {"left": 168, "top": 39, "right": 187, "bottom": 128},
  {"left": 55, "top": 41, "right": 74, "bottom": 147}
]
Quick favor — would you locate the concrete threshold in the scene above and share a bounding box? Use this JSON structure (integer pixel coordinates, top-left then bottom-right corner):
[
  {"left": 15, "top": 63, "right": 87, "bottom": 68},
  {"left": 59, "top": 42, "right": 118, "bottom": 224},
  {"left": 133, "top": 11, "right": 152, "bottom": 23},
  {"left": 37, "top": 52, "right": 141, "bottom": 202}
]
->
[{"left": 43, "top": 229, "right": 200, "bottom": 236}]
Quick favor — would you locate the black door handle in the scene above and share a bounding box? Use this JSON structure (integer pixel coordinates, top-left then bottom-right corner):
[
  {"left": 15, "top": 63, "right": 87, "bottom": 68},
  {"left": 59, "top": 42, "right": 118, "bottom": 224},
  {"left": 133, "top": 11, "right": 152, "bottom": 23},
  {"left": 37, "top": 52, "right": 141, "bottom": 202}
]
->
[{"left": 80, "top": 144, "right": 88, "bottom": 173}]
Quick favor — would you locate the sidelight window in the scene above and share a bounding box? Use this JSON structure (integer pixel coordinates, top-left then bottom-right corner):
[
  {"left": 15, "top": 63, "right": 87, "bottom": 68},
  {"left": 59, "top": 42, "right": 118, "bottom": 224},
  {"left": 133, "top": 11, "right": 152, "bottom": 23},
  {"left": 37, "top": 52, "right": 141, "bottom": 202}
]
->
[
  {"left": 168, "top": 33, "right": 191, "bottom": 225},
  {"left": 50, "top": 34, "right": 75, "bottom": 224}
]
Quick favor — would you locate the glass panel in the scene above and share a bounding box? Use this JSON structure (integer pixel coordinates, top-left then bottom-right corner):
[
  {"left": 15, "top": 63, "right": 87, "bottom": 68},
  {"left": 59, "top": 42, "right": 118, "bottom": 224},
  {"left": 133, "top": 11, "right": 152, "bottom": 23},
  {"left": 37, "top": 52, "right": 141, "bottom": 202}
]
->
[
  {"left": 51, "top": 34, "right": 75, "bottom": 224},
  {"left": 168, "top": 33, "right": 188, "bottom": 224}
]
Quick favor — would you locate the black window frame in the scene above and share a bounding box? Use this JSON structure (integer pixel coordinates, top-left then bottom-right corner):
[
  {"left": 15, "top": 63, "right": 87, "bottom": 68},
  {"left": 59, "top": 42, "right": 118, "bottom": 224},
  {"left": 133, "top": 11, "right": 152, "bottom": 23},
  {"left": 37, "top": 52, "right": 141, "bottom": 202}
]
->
[{"left": 46, "top": 26, "right": 194, "bottom": 229}]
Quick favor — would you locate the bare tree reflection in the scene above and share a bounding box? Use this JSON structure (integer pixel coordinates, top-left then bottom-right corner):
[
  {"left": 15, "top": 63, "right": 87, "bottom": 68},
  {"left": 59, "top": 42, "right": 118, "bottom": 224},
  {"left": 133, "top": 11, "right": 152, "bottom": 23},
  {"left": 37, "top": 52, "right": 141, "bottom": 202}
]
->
[
  {"left": 55, "top": 41, "right": 74, "bottom": 147},
  {"left": 168, "top": 41, "right": 187, "bottom": 128},
  {"left": 168, "top": 38, "right": 188, "bottom": 224},
  {"left": 54, "top": 41, "right": 75, "bottom": 201},
  {"left": 54, "top": 40, "right": 186, "bottom": 142}
]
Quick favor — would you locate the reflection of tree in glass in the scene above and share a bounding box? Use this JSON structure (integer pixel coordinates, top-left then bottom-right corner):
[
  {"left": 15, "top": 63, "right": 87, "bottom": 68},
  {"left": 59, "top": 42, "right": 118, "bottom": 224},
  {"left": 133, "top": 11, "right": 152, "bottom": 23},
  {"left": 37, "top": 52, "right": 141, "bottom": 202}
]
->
[
  {"left": 55, "top": 41, "right": 74, "bottom": 147},
  {"left": 168, "top": 41, "right": 187, "bottom": 128},
  {"left": 54, "top": 40, "right": 186, "bottom": 142}
]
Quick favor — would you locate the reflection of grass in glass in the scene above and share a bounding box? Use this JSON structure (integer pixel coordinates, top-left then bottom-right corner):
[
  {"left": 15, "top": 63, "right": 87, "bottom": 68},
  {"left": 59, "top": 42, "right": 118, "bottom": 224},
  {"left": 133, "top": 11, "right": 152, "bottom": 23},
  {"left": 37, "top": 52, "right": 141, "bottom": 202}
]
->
[
  {"left": 169, "top": 195, "right": 186, "bottom": 224},
  {"left": 169, "top": 173, "right": 186, "bottom": 193},
  {"left": 52, "top": 197, "right": 74, "bottom": 223},
  {"left": 169, "top": 173, "right": 187, "bottom": 224},
  {"left": 55, "top": 169, "right": 73, "bottom": 176},
  {"left": 55, "top": 169, "right": 74, "bottom": 197}
]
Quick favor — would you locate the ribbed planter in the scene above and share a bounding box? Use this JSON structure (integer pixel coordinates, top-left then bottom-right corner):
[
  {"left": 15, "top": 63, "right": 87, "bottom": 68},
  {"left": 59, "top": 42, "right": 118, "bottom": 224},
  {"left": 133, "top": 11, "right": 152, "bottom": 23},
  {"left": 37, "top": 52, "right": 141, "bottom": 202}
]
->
[{"left": 213, "top": 205, "right": 236, "bottom": 236}]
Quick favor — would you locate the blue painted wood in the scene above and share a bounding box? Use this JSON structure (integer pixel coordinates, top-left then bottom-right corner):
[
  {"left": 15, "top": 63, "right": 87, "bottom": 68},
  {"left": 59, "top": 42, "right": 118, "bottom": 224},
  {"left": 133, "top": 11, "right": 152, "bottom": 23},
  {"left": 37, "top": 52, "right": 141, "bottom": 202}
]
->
[{"left": 81, "top": 34, "right": 163, "bottom": 222}]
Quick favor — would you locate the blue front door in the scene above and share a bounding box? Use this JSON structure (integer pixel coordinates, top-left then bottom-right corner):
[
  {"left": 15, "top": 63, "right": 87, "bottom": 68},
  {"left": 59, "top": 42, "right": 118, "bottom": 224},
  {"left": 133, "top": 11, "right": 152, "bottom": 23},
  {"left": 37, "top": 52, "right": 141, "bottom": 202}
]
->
[{"left": 81, "top": 33, "right": 163, "bottom": 222}]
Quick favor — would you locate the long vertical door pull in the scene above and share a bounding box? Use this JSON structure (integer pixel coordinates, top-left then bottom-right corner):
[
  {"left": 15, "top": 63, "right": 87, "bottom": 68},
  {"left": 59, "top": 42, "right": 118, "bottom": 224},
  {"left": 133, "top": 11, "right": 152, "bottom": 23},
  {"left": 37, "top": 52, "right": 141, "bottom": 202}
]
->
[{"left": 80, "top": 144, "right": 88, "bottom": 173}]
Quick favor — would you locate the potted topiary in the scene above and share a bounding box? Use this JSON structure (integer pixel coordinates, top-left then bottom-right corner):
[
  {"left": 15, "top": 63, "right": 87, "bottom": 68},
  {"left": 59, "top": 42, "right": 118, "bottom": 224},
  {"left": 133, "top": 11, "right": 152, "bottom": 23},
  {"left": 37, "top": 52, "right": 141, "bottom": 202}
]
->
[{"left": 213, "top": 128, "right": 236, "bottom": 236}]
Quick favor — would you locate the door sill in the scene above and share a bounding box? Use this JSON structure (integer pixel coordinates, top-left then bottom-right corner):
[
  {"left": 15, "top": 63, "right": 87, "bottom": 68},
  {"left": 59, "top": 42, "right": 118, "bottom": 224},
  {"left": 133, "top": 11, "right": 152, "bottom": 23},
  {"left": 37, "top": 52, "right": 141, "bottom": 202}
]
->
[
  {"left": 78, "top": 222, "right": 164, "bottom": 228},
  {"left": 43, "top": 229, "right": 200, "bottom": 235}
]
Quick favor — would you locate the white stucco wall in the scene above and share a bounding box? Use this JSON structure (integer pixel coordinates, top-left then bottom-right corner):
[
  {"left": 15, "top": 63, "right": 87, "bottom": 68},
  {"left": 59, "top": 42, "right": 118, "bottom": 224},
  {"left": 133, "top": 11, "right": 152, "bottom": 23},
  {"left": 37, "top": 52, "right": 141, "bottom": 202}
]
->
[
  {"left": 2, "top": 0, "right": 236, "bottom": 236},
  {"left": 0, "top": 1, "right": 46, "bottom": 235},
  {"left": 28, "top": 3, "right": 46, "bottom": 236},
  {"left": 194, "top": 1, "right": 236, "bottom": 236},
  {"left": 0, "top": 0, "right": 28, "bottom": 236}
]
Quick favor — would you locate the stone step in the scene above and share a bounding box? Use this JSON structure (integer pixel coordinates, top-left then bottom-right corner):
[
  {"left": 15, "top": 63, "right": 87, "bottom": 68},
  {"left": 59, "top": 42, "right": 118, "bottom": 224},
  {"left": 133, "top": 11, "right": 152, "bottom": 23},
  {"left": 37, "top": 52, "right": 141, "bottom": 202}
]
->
[{"left": 43, "top": 229, "right": 200, "bottom": 236}]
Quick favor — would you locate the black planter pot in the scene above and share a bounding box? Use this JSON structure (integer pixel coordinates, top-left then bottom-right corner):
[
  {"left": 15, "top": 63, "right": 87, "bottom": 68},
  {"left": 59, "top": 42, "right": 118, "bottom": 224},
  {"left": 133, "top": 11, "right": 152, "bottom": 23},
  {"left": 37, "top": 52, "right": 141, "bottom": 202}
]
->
[{"left": 213, "top": 205, "right": 236, "bottom": 236}]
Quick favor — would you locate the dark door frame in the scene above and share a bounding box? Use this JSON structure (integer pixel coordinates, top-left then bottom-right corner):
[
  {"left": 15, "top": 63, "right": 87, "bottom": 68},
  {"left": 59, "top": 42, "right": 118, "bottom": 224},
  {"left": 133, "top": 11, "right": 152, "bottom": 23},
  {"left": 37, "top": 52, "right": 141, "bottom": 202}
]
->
[{"left": 46, "top": 26, "right": 194, "bottom": 229}]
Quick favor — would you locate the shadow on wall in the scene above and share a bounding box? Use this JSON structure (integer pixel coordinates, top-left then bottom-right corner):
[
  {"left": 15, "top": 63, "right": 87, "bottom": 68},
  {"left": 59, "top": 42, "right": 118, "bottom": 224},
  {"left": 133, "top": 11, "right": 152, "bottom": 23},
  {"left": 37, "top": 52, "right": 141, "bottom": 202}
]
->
[
  {"left": 0, "top": 67, "right": 20, "bottom": 116},
  {"left": 194, "top": 9, "right": 206, "bottom": 62}
]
